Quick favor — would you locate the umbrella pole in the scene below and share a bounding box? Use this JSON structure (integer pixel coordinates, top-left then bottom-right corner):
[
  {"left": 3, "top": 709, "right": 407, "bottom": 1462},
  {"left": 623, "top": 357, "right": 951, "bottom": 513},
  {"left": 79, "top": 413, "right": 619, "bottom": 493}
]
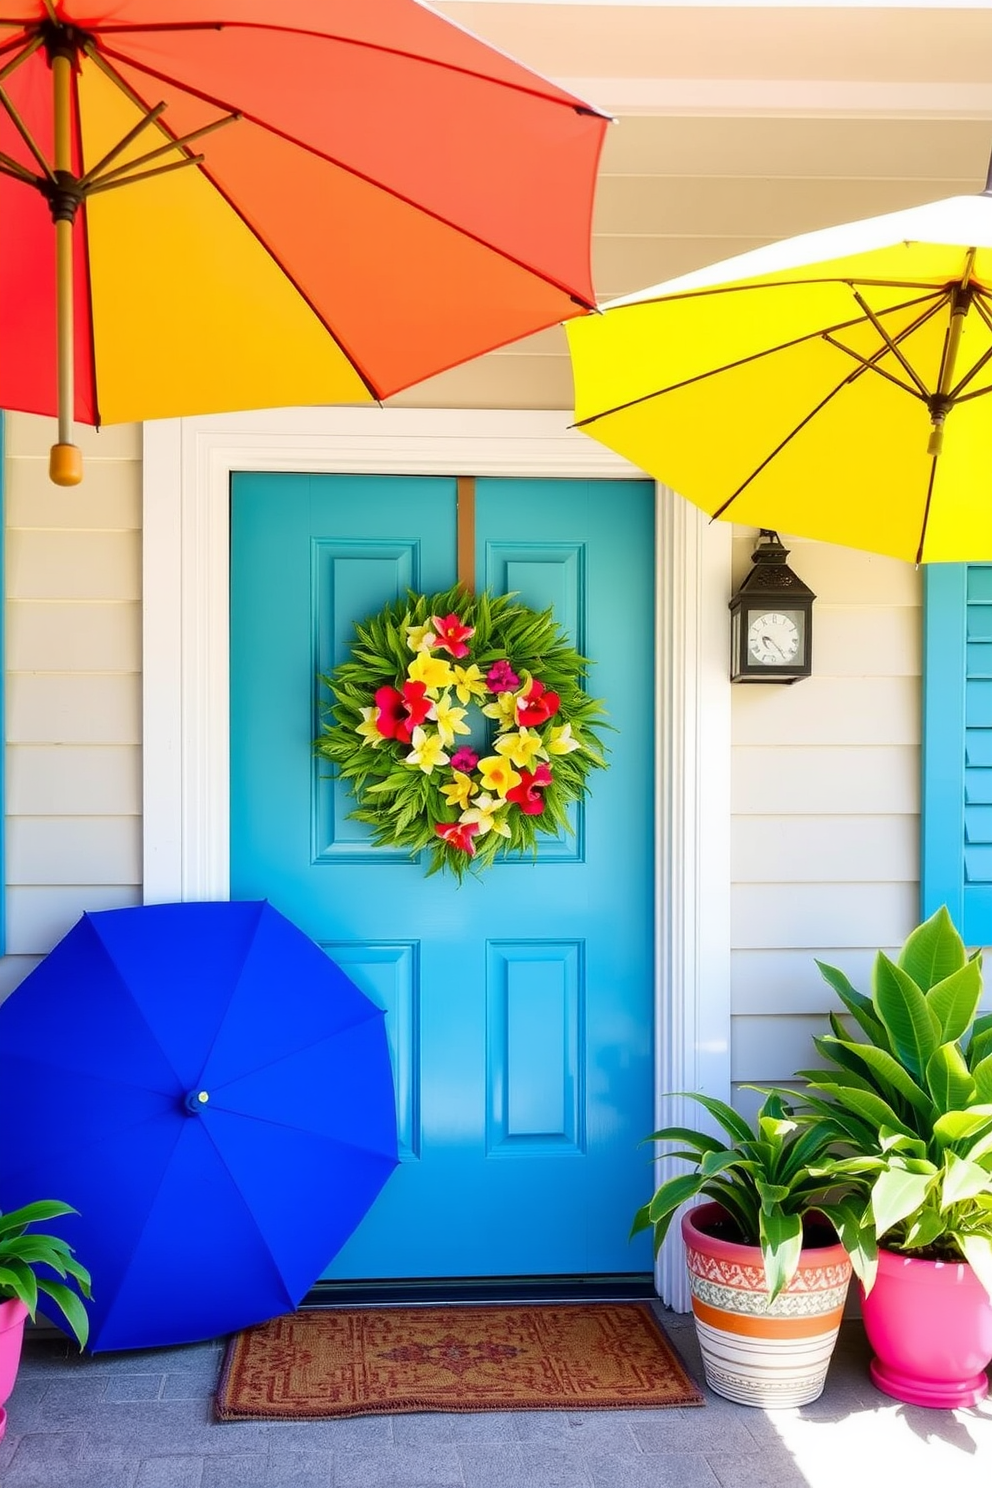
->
[{"left": 49, "top": 47, "right": 82, "bottom": 487}]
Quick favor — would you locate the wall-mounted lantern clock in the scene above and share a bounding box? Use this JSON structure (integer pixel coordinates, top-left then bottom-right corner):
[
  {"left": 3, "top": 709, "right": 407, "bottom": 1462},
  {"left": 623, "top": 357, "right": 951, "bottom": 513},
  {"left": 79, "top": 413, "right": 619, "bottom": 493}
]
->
[{"left": 729, "top": 530, "right": 815, "bottom": 684}]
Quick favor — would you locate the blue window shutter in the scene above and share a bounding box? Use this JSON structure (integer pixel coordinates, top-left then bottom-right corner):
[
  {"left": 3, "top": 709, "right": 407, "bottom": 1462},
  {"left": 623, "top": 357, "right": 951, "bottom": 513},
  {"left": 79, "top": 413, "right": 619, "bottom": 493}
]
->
[{"left": 922, "top": 563, "right": 992, "bottom": 944}]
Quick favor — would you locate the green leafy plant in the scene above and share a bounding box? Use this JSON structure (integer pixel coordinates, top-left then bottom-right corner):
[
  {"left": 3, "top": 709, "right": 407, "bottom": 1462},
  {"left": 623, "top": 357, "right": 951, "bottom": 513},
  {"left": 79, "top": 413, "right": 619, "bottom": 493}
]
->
[
  {"left": 630, "top": 1089, "right": 859, "bottom": 1301},
  {"left": 314, "top": 586, "right": 609, "bottom": 879},
  {"left": 0, "top": 1200, "right": 92, "bottom": 1349},
  {"left": 797, "top": 905, "right": 992, "bottom": 1299}
]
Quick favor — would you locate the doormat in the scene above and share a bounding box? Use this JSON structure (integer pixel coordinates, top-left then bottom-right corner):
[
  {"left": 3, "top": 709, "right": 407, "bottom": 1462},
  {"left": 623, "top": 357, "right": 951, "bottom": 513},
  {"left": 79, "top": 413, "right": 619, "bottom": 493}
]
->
[{"left": 214, "top": 1302, "right": 705, "bottom": 1419}]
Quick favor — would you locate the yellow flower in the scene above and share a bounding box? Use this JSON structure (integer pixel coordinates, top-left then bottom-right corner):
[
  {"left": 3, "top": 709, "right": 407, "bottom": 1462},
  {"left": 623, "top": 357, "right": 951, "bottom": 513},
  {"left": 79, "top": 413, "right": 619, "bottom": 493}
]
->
[
  {"left": 452, "top": 664, "right": 488, "bottom": 705},
  {"left": 406, "top": 622, "right": 437, "bottom": 654},
  {"left": 407, "top": 649, "right": 455, "bottom": 695},
  {"left": 495, "top": 728, "right": 546, "bottom": 769},
  {"left": 433, "top": 692, "right": 472, "bottom": 748},
  {"left": 547, "top": 723, "right": 581, "bottom": 755},
  {"left": 441, "top": 770, "right": 475, "bottom": 811},
  {"left": 481, "top": 691, "right": 517, "bottom": 731},
  {"left": 405, "top": 726, "right": 449, "bottom": 775},
  {"left": 477, "top": 755, "right": 522, "bottom": 800},
  {"left": 355, "top": 706, "right": 384, "bottom": 749},
  {"left": 460, "top": 792, "right": 511, "bottom": 839}
]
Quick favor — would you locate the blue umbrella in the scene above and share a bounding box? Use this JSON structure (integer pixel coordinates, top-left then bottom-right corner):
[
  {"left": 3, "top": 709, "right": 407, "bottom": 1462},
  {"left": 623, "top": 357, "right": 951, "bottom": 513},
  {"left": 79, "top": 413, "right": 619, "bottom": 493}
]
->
[{"left": 0, "top": 900, "right": 398, "bottom": 1352}]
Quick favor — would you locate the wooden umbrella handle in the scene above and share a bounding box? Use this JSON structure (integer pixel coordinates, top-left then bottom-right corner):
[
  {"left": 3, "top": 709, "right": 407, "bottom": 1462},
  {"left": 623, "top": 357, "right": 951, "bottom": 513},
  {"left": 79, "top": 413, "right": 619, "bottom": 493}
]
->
[{"left": 49, "top": 46, "right": 82, "bottom": 487}]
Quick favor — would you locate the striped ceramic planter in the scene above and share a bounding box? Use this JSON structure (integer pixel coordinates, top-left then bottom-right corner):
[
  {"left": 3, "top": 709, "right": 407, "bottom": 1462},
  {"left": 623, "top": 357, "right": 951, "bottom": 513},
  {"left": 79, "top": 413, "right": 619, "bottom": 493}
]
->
[{"left": 681, "top": 1202, "right": 852, "bottom": 1408}]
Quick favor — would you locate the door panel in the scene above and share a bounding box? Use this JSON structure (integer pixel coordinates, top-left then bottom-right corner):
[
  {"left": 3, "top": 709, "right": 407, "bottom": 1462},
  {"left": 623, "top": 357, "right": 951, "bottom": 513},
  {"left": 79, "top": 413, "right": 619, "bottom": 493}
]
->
[{"left": 230, "top": 472, "right": 655, "bottom": 1280}]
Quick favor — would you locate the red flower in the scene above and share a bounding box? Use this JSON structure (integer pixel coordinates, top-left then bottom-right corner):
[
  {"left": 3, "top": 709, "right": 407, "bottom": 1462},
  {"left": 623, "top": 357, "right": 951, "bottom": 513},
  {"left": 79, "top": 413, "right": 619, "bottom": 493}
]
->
[
  {"left": 506, "top": 763, "right": 552, "bottom": 815},
  {"left": 516, "top": 679, "right": 560, "bottom": 728},
  {"left": 375, "top": 681, "right": 432, "bottom": 745},
  {"left": 431, "top": 612, "right": 475, "bottom": 659},
  {"left": 435, "top": 820, "right": 480, "bottom": 855}
]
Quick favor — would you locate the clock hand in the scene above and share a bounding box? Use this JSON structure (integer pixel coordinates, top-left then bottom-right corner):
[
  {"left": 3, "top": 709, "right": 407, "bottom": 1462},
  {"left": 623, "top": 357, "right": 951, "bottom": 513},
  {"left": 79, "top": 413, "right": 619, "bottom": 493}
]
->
[{"left": 761, "top": 636, "right": 785, "bottom": 659}]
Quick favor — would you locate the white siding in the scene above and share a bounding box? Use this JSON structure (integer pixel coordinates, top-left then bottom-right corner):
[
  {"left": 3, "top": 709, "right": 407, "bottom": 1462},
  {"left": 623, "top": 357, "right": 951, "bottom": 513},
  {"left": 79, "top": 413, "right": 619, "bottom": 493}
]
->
[
  {"left": 1, "top": 413, "right": 142, "bottom": 993},
  {"left": 730, "top": 530, "right": 922, "bottom": 1120}
]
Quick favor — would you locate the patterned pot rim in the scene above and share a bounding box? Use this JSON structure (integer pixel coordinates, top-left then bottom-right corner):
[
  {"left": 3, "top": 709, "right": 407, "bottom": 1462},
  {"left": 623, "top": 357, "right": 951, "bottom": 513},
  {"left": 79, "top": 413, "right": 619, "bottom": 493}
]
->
[{"left": 682, "top": 1201, "right": 851, "bottom": 1280}]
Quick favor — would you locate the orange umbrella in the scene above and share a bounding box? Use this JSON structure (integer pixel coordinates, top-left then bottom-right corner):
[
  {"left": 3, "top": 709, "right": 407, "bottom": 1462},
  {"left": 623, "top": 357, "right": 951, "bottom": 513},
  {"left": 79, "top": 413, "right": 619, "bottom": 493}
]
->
[{"left": 0, "top": 1, "right": 608, "bottom": 483}]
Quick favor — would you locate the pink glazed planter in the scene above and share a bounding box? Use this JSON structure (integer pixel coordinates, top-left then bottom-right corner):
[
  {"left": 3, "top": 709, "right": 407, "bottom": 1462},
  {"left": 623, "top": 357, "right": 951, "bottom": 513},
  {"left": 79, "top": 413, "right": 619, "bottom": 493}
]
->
[
  {"left": 860, "top": 1248, "right": 992, "bottom": 1408},
  {"left": 0, "top": 1298, "right": 29, "bottom": 1441}
]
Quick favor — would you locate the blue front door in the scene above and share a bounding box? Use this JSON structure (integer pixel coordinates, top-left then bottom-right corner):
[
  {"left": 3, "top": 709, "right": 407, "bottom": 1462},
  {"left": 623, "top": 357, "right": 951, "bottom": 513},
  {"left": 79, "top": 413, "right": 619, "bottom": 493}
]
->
[{"left": 230, "top": 473, "right": 655, "bottom": 1281}]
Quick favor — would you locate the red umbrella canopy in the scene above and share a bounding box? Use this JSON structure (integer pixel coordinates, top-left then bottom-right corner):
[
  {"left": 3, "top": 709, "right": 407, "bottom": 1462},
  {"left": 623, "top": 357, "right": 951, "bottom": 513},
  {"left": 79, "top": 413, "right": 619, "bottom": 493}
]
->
[{"left": 0, "top": 1, "right": 607, "bottom": 480}]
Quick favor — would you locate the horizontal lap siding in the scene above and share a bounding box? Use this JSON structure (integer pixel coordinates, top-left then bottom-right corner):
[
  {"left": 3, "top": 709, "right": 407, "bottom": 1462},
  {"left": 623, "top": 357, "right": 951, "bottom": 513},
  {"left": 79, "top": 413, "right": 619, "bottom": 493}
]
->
[
  {"left": 730, "top": 533, "right": 922, "bottom": 1121},
  {"left": 1, "top": 413, "right": 142, "bottom": 990}
]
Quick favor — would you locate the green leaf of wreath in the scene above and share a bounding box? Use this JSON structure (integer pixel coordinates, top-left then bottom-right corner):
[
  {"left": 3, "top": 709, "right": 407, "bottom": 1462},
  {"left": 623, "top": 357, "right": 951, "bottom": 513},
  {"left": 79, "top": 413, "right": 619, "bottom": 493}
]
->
[{"left": 314, "top": 586, "right": 611, "bottom": 881}]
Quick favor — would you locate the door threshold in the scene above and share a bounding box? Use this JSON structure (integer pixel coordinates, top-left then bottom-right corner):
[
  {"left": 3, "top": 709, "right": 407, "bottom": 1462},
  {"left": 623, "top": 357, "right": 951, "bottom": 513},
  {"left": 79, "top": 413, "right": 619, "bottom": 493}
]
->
[{"left": 302, "top": 1275, "right": 656, "bottom": 1307}]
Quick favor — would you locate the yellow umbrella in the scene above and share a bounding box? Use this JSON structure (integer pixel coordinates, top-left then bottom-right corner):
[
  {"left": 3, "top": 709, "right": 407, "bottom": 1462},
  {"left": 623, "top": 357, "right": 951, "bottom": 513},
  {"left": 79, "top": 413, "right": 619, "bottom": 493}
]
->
[{"left": 566, "top": 187, "right": 992, "bottom": 563}]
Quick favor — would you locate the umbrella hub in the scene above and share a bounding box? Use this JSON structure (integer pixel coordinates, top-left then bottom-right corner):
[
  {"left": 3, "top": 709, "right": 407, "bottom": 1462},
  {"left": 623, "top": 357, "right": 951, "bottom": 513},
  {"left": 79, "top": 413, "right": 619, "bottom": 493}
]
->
[
  {"left": 42, "top": 170, "right": 83, "bottom": 226},
  {"left": 39, "top": 19, "right": 92, "bottom": 68},
  {"left": 184, "top": 1090, "right": 210, "bottom": 1115}
]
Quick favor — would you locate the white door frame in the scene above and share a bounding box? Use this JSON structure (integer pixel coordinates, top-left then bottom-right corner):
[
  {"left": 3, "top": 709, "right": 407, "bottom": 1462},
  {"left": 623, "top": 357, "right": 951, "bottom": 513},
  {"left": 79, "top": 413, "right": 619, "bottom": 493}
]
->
[{"left": 140, "top": 406, "right": 731, "bottom": 1308}]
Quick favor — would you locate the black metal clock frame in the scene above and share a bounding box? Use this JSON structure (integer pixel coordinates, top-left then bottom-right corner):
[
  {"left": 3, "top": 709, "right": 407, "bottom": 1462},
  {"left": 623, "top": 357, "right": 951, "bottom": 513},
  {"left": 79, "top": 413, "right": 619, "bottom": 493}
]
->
[{"left": 729, "top": 530, "right": 815, "bottom": 683}]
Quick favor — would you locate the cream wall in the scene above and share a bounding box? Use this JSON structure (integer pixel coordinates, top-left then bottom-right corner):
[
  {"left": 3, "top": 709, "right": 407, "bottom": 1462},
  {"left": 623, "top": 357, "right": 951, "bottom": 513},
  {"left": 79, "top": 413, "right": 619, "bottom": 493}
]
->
[
  {"left": 729, "top": 532, "right": 922, "bottom": 1118},
  {"left": 2, "top": 413, "right": 142, "bottom": 999}
]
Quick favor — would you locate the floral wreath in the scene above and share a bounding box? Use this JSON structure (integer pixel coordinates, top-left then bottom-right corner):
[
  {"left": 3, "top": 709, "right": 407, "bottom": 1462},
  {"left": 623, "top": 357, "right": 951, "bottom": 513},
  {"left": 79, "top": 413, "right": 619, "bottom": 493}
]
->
[{"left": 315, "top": 586, "right": 609, "bottom": 879}]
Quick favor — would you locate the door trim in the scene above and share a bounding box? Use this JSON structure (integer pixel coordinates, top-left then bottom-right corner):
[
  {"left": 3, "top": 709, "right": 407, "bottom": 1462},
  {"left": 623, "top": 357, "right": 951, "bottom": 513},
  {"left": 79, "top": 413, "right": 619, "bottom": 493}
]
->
[{"left": 141, "top": 406, "right": 731, "bottom": 1308}]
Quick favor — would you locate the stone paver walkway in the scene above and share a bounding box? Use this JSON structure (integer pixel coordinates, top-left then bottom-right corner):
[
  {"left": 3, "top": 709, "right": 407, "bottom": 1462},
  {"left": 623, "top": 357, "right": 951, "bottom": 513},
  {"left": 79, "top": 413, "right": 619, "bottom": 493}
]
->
[{"left": 2, "top": 1310, "right": 991, "bottom": 1487}]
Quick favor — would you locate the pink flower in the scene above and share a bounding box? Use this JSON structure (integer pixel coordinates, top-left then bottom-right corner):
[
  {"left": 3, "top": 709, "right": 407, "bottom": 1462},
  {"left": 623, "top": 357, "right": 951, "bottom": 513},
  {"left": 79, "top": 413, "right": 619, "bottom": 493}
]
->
[
  {"left": 506, "top": 763, "right": 552, "bottom": 815},
  {"left": 374, "top": 680, "right": 432, "bottom": 745},
  {"left": 450, "top": 746, "right": 479, "bottom": 773},
  {"left": 487, "top": 659, "right": 520, "bottom": 692},
  {"left": 435, "top": 820, "right": 480, "bottom": 855},
  {"left": 516, "top": 678, "right": 560, "bottom": 728},
  {"left": 430, "top": 613, "right": 475, "bottom": 659}
]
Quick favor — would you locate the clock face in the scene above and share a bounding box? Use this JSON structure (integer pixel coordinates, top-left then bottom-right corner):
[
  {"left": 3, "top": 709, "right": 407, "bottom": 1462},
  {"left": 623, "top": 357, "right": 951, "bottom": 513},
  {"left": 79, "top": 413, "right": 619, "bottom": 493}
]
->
[{"left": 747, "top": 610, "right": 802, "bottom": 666}]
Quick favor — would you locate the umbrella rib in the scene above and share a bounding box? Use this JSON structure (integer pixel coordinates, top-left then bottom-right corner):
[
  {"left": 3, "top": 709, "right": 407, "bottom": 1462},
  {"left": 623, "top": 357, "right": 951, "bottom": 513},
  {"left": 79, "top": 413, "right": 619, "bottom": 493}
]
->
[
  {"left": 205, "top": 1105, "right": 396, "bottom": 1163},
  {"left": 82, "top": 22, "right": 610, "bottom": 119},
  {"left": 821, "top": 334, "right": 925, "bottom": 400},
  {"left": 93, "top": 42, "right": 599, "bottom": 314},
  {"left": 950, "top": 292, "right": 992, "bottom": 400},
  {"left": 0, "top": 151, "right": 42, "bottom": 185},
  {"left": 600, "top": 277, "right": 959, "bottom": 315},
  {"left": 201, "top": 1008, "right": 387, "bottom": 1101},
  {"left": 821, "top": 291, "right": 951, "bottom": 402},
  {"left": 81, "top": 111, "right": 239, "bottom": 190},
  {"left": 0, "top": 78, "right": 54, "bottom": 181},
  {"left": 850, "top": 287, "right": 935, "bottom": 399},
  {"left": 572, "top": 288, "right": 946, "bottom": 428},
  {"left": 952, "top": 381, "right": 992, "bottom": 406},
  {"left": 709, "top": 372, "right": 861, "bottom": 521},
  {"left": 0, "top": 29, "right": 43, "bottom": 78}
]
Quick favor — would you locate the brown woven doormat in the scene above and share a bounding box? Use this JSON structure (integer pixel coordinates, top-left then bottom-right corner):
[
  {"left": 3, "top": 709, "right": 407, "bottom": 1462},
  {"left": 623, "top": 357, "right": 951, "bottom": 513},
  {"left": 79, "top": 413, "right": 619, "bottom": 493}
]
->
[{"left": 214, "top": 1302, "right": 704, "bottom": 1420}]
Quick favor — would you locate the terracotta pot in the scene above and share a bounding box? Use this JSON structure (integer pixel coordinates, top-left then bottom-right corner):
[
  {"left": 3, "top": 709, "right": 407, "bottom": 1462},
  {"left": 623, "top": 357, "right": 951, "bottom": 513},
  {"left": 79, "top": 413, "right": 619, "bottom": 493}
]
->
[
  {"left": 0, "top": 1298, "right": 29, "bottom": 1442},
  {"left": 860, "top": 1247, "right": 992, "bottom": 1408},
  {"left": 681, "top": 1201, "right": 852, "bottom": 1408}
]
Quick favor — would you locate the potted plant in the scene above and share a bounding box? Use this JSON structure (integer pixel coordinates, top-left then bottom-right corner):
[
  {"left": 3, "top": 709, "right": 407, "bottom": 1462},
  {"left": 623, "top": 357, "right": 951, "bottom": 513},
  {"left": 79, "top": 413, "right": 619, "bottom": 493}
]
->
[
  {"left": 0, "top": 1199, "right": 92, "bottom": 1440},
  {"left": 798, "top": 905, "right": 992, "bottom": 1408},
  {"left": 631, "top": 1089, "right": 856, "bottom": 1407}
]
